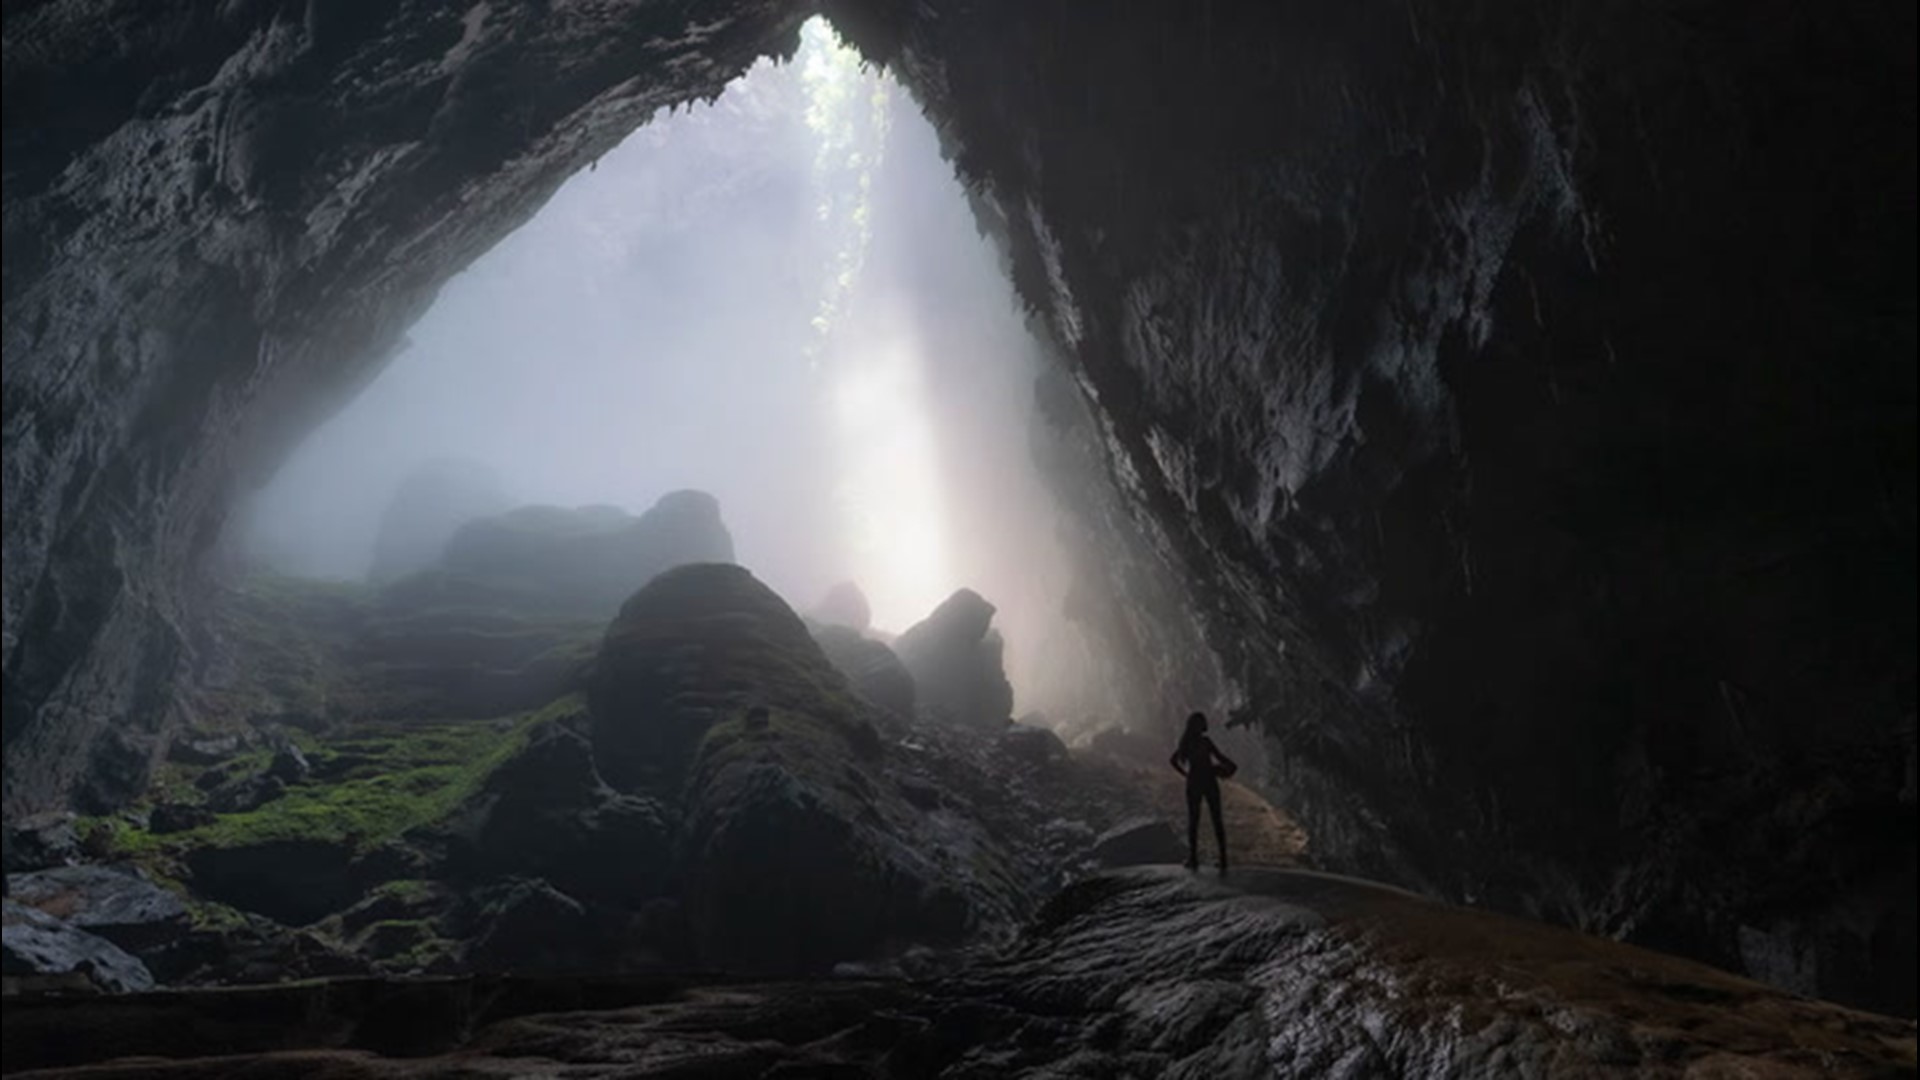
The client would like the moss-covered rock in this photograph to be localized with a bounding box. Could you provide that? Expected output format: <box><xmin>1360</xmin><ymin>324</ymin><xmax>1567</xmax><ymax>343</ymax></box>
<box><xmin>437</xmin><ymin>713</ymin><xmax>672</xmax><ymax>908</ymax></box>
<box><xmin>586</xmin><ymin>564</ymin><xmax>972</xmax><ymax>971</ymax></box>
<box><xmin>589</xmin><ymin>563</ymin><xmax>874</xmax><ymax>792</ymax></box>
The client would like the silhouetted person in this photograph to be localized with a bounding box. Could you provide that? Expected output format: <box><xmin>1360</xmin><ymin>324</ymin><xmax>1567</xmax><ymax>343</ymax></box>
<box><xmin>1170</xmin><ymin>711</ymin><xmax>1236</xmax><ymax>873</ymax></box>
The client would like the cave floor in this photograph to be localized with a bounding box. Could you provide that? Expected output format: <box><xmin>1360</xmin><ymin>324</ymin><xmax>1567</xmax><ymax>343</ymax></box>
<box><xmin>5</xmin><ymin>867</ymin><xmax>1911</xmax><ymax>1078</ymax></box>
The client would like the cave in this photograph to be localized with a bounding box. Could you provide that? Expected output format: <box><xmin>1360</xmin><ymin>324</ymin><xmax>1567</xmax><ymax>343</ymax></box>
<box><xmin>3</xmin><ymin>0</ymin><xmax>1914</xmax><ymax>1074</ymax></box>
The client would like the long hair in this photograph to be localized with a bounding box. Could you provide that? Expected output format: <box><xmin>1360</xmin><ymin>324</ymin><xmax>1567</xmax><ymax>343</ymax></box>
<box><xmin>1179</xmin><ymin>711</ymin><xmax>1208</xmax><ymax>757</ymax></box>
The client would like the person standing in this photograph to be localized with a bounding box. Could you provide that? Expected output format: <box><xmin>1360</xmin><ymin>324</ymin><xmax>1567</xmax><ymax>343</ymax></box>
<box><xmin>1170</xmin><ymin>710</ymin><xmax>1236</xmax><ymax>873</ymax></box>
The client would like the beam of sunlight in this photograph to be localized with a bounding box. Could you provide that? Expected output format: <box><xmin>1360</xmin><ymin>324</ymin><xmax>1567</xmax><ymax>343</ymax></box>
<box><xmin>799</xmin><ymin>19</ymin><xmax>951</xmax><ymax>631</ymax></box>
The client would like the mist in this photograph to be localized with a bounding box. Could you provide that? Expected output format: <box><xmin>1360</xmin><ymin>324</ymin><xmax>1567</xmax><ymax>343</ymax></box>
<box><xmin>239</xmin><ymin>20</ymin><xmax>1082</xmax><ymax>717</ymax></box>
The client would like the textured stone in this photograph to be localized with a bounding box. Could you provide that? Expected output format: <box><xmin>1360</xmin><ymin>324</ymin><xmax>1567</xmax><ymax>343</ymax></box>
<box><xmin>6</xmin><ymin>864</ymin><xmax>188</xmax><ymax>952</ymax></box>
<box><xmin>1</xmin><ymin>900</ymin><xmax>154</xmax><ymax>995</ymax></box>
<box><xmin>894</xmin><ymin>589</ymin><xmax>1016</xmax><ymax>730</ymax></box>
<box><xmin>1090</xmin><ymin>818</ymin><xmax>1186</xmax><ymax>868</ymax></box>
<box><xmin>3</xmin><ymin>872</ymin><xmax>1913</xmax><ymax>1076</ymax></box>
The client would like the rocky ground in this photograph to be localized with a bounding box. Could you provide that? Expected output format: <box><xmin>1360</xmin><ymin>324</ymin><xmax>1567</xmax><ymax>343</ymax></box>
<box><xmin>5</xmin><ymin>499</ymin><xmax>1911</xmax><ymax>1076</ymax></box>
<box><xmin>3</xmin><ymin>497</ymin><xmax>1263</xmax><ymax>995</ymax></box>
<box><xmin>3</xmin><ymin>869</ymin><xmax>1911</xmax><ymax>1078</ymax></box>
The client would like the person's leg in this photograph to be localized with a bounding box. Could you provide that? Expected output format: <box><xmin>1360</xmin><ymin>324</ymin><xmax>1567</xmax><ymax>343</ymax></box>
<box><xmin>1206</xmin><ymin>783</ymin><xmax>1227</xmax><ymax>872</ymax></box>
<box><xmin>1184</xmin><ymin>783</ymin><xmax>1202</xmax><ymax>869</ymax></box>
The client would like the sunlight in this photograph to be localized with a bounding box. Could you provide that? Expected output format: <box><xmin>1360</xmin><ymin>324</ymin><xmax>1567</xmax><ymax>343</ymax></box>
<box><xmin>799</xmin><ymin>17</ymin><xmax>954</xmax><ymax>631</ymax></box>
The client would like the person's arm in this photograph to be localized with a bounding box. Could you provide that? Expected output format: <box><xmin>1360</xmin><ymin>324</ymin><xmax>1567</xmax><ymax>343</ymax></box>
<box><xmin>1169</xmin><ymin>747</ymin><xmax>1187</xmax><ymax>777</ymax></box>
<box><xmin>1212</xmin><ymin>741</ymin><xmax>1237</xmax><ymax>773</ymax></box>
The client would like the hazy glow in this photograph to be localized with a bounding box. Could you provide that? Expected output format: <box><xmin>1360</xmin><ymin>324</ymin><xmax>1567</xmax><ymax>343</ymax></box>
<box><xmin>796</xmin><ymin>19</ymin><xmax>950</xmax><ymax>630</ymax></box>
<box><xmin>241</xmin><ymin>17</ymin><xmax>1083</xmax><ymax>713</ymax></box>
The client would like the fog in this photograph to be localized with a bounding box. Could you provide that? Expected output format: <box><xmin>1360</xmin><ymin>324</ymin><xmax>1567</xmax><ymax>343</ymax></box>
<box><xmin>240</xmin><ymin>20</ymin><xmax>1089</xmax><ymax>716</ymax></box>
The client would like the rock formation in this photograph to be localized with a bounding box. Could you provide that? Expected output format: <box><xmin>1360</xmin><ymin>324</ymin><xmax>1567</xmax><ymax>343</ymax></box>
<box><xmin>893</xmin><ymin>589</ymin><xmax>1016</xmax><ymax>731</ymax></box>
<box><xmin>427</xmin><ymin>489</ymin><xmax>735</xmax><ymax>618</ymax></box>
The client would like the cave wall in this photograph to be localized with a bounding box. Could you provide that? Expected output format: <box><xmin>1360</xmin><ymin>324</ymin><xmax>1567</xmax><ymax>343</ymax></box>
<box><xmin>3</xmin><ymin>0</ymin><xmax>1914</xmax><ymax>1013</ymax></box>
<box><xmin>2</xmin><ymin>0</ymin><xmax>809</xmax><ymax>813</ymax></box>
<box><xmin>826</xmin><ymin>0</ymin><xmax>1916</xmax><ymax>1013</ymax></box>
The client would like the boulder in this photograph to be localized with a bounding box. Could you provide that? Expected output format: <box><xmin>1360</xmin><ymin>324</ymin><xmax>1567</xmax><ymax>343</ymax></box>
<box><xmin>264</xmin><ymin>744</ymin><xmax>311</xmax><ymax>784</ymax></box>
<box><xmin>1001</xmin><ymin>723</ymin><xmax>1070</xmax><ymax>768</ymax></box>
<box><xmin>893</xmin><ymin>589</ymin><xmax>1014</xmax><ymax>730</ymax></box>
<box><xmin>589</xmin><ymin>566</ymin><xmax>969</xmax><ymax>971</ymax></box>
<box><xmin>590</xmin><ymin>563</ymin><xmax>873</xmax><ymax>791</ymax></box>
<box><xmin>1088</xmin><ymin>724</ymin><xmax>1170</xmax><ymax>770</ymax></box>
<box><xmin>441</xmin><ymin>719</ymin><xmax>672</xmax><ymax>906</ymax></box>
<box><xmin>679</xmin><ymin>754</ymin><xmax>970</xmax><ymax>972</ymax></box>
<box><xmin>1</xmin><ymin>900</ymin><xmax>154</xmax><ymax>994</ymax></box>
<box><xmin>812</xmin><ymin>625</ymin><xmax>916</xmax><ymax>721</ymax></box>
<box><xmin>205</xmin><ymin>773</ymin><xmax>286</xmax><ymax>814</ymax></box>
<box><xmin>167</xmin><ymin>733</ymin><xmax>246</xmax><ymax>766</ymax></box>
<box><xmin>810</xmin><ymin>581</ymin><xmax>873</xmax><ymax>632</ymax></box>
<box><xmin>1090</xmin><ymin>818</ymin><xmax>1187</xmax><ymax>867</ymax></box>
<box><xmin>149</xmin><ymin>802</ymin><xmax>217</xmax><ymax>834</ymax></box>
<box><xmin>466</xmin><ymin>879</ymin><xmax>599</xmax><ymax>974</ymax></box>
<box><xmin>6</xmin><ymin>864</ymin><xmax>189</xmax><ymax>952</ymax></box>
<box><xmin>2</xmin><ymin>812</ymin><xmax>81</xmax><ymax>874</ymax></box>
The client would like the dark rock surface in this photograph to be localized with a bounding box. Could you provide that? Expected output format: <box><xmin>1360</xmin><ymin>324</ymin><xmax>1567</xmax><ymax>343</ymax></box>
<box><xmin>1</xmin><ymin>0</ymin><xmax>1912</xmax><ymax>1017</ymax></box>
<box><xmin>4</xmin><ymin>871</ymin><xmax>1912</xmax><ymax>1077</ymax></box>
<box><xmin>828</xmin><ymin>0</ymin><xmax>1919</xmax><ymax>1014</ymax></box>
<box><xmin>1090</xmin><ymin>817</ymin><xmax>1187</xmax><ymax>868</ymax></box>
<box><xmin>465</xmin><ymin>877</ymin><xmax>600</xmax><ymax>975</ymax></box>
<box><xmin>591</xmin><ymin>562</ymin><xmax>865</xmax><ymax>789</ymax></box>
<box><xmin>438</xmin><ymin>717</ymin><xmax>672</xmax><ymax>907</ymax></box>
<box><xmin>894</xmin><ymin>589</ymin><xmax>1016</xmax><ymax>731</ymax></box>
<box><xmin>812</xmin><ymin>623</ymin><xmax>917</xmax><ymax>720</ymax></box>
<box><xmin>1</xmin><ymin>811</ymin><xmax>80</xmax><ymax>873</ymax></box>
<box><xmin>1</xmin><ymin>899</ymin><xmax>154</xmax><ymax>995</ymax></box>
<box><xmin>6</xmin><ymin>865</ymin><xmax>188</xmax><ymax>953</ymax></box>
<box><xmin>365</xmin><ymin>458</ymin><xmax>510</xmax><ymax>585</ymax></box>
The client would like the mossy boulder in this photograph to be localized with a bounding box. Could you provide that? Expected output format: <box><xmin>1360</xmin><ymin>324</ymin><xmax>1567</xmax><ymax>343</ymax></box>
<box><xmin>438</xmin><ymin>715</ymin><xmax>672</xmax><ymax>907</ymax></box>
<box><xmin>588</xmin><ymin>565</ymin><xmax>974</xmax><ymax>971</ymax></box>
<box><xmin>589</xmin><ymin>563</ymin><xmax>874</xmax><ymax>792</ymax></box>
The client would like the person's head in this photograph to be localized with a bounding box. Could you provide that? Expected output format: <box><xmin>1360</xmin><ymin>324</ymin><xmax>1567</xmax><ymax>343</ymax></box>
<box><xmin>1183</xmin><ymin>711</ymin><xmax>1208</xmax><ymax>741</ymax></box>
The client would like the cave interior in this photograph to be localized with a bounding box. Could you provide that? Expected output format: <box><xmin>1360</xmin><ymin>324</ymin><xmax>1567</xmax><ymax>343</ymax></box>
<box><xmin>1</xmin><ymin>0</ymin><xmax>1914</xmax><ymax>1074</ymax></box>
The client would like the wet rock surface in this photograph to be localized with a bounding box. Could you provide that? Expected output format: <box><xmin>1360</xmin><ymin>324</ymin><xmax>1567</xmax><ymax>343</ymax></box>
<box><xmin>4</xmin><ymin>870</ymin><xmax>1912</xmax><ymax>1078</ymax></box>
<box><xmin>1</xmin><ymin>899</ymin><xmax>154</xmax><ymax>995</ymax></box>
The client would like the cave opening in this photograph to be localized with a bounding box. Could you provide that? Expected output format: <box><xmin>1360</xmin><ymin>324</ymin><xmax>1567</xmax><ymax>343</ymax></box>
<box><xmin>235</xmin><ymin>18</ymin><xmax>1093</xmax><ymax>724</ymax></box>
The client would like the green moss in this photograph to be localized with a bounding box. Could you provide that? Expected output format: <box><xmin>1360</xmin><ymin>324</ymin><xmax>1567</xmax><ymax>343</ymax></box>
<box><xmin>370</xmin><ymin>879</ymin><xmax>436</xmax><ymax>904</ymax></box>
<box><xmin>105</xmin><ymin>698</ymin><xmax>578</xmax><ymax>864</ymax></box>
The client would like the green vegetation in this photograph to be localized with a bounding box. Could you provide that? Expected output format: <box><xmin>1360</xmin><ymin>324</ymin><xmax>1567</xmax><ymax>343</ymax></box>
<box><xmin>106</xmin><ymin>698</ymin><xmax>579</xmax><ymax>865</ymax></box>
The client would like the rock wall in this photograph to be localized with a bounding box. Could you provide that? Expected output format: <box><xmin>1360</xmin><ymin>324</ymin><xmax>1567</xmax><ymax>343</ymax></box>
<box><xmin>826</xmin><ymin>0</ymin><xmax>1917</xmax><ymax>1013</ymax></box>
<box><xmin>2</xmin><ymin>0</ymin><xmax>1913</xmax><ymax>1012</ymax></box>
<box><xmin>1</xmin><ymin>0</ymin><xmax>809</xmax><ymax>814</ymax></box>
